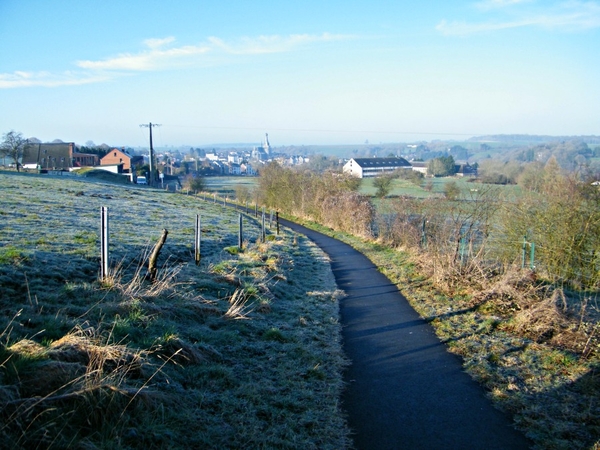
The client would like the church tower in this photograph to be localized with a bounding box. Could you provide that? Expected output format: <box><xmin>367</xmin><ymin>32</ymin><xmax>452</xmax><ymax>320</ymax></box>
<box><xmin>264</xmin><ymin>133</ymin><xmax>271</xmax><ymax>156</ymax></box>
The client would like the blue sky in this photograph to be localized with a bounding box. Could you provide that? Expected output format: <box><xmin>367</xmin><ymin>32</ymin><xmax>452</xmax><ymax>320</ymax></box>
<box><xmin>1</xmin><ymin>0</ymin><xmax>599</xmax><ymax>147</ymax></box>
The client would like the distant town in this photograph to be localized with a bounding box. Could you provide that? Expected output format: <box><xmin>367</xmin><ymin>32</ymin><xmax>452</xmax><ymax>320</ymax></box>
<box><xmin>4</xmin><ymin>132</ymin><xmax>600</xmax><ymax>185</ymax></box>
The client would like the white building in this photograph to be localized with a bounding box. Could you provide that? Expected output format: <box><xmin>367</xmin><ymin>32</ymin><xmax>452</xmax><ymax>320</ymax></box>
<box><xmin>410</xmin><ymin>161</ymin><xmax>428</xmax><ymax>175</ymax></box>
<box><xmin>343</xmin><ymin>157</ymin><xmax>412</xmax><ymax>178</ymax></box>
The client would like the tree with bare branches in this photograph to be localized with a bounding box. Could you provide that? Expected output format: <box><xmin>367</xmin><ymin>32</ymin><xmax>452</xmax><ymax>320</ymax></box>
<box><xmin>1</xmin><ymin>130</ymin><xmax>30</xmax><ymax>171</ymax></box>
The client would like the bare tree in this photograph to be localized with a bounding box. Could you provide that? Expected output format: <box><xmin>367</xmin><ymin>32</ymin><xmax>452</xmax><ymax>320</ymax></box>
<box><xmin>1</xmin><ymin>130</ymin><xmax>30</xmax><ymax>171</ymax></box>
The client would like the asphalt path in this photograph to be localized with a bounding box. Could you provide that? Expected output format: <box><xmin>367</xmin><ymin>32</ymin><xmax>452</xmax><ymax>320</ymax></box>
<box><xmin>279</xmin><ymin>218</ymin><xmax>531</xmax><ymax>450</ymax></box>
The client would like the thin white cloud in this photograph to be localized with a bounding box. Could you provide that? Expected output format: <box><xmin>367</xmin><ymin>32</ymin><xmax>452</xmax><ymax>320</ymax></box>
<box><xmin>144</xmin><ymin>36</ymin><xmax>176</xmax><ymax>49</ymax></box>
<box><xmin>1</xmin><ymin>33</ymin><xmax>352</xmax><ymax>89</ymax></box>
<box><xmin>77</xmin><ymin>44</ymin><xmax>211</xmax><ymax>71</ymax></box>
<box><xmin>208</xmin><ymin>33</ymin><xmax>352</xmax><ymax>55</ymax></box>
<box><xmin>78</xmin><ymin>33</ymin><xmax>350</xmax><ymax>71</ymax></box>
<box><xmin>0</xmin><ymin>70</ymin><xmax>112</xmax><ymax>89</ymax></box>
<box><xmin>438</xmin><ymin>0</ymin><xmax>600</xmax><ymax>35</ymax></box>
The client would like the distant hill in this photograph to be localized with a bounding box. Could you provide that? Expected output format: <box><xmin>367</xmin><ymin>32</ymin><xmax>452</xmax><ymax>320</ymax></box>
<box><xmin>469</xmin><ymin>134</ymin><xmax>600</xmax><ymax>145</ymax></box>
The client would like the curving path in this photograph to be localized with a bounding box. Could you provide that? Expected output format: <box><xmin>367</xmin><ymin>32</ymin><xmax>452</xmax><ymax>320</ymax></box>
<box><xmin>279</xmin><ymin>218</ymin><xmax>531</xmax><ymax>450</ymax></box>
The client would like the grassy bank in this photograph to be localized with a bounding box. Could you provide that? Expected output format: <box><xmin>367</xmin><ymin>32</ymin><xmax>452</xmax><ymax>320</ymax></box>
<box><xmin>0</xmin><ymin>173</ymin><xmax>350</xmax><ymax>449</ymax></box>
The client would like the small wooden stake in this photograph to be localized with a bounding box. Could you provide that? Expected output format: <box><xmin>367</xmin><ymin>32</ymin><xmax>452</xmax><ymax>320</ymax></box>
<box><xmin>148</xmin><ymin>229</ymin><xmax>168</xmax><ymax>281</ymax></box>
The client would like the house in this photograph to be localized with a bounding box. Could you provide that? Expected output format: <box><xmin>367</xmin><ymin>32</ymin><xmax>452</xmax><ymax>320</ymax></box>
<box><xmin>100</xmin><ymin>148</ymin><xmax>143</xmax><ymax>173</ymax></box>
<box><xmin>227</xmin><ymin>162</ymin><xmax>242</xmax><ymax>175</ymax></box>
<box><xmin>455</xmin><ymin>164</ymin><xmax>478</xmax><ymax>177</ymax></box>
<box><xmin>343</xmin><ymin>157</ymin><xmax>412</xmax><ymax>178</ymax></box>
<box><xmin>241</xmin><ymin>163</ymin><xmax>257</xmax><ymax>176</ymax></box>
<box><xmin>22</xmin><ymin>142</ymin><xmax>85</xmax><ymax>170</ymax></box>
<box><xmin>410</xmin><ymin>161</ymin><xmax>428</xmax><ymax>175</ymax></box>
<box><xmin>227</xmin><ymin>153</ymin><xmax>241</xmax><ymax>164</ymax></box>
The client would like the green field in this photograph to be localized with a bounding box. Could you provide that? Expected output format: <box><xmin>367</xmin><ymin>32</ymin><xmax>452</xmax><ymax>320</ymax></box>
<box><xmin>202</xmin><ymin>176</ymin><xmax>258</xmax><ymax>196</ymax></box>
<box><xmin>201</xmin><ymin>174</ymin><xmax>524</xmax><ymax>202</ymax></box>
<box><xmin>358</xmin><ymin>175</ymin><xmax>523</xmax><ymax>200</ymax></box>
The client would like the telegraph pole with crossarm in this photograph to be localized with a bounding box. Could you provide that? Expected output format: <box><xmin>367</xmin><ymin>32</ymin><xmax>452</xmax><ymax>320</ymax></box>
<box><xmin>139</xmin><ymin>123</ymin><xmax>161</xmax><ymax>187</ymax></box>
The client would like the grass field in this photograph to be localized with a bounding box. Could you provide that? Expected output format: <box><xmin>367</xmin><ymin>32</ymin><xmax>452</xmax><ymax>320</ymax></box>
<box><xmin>0</xmin><ymin>172</ymin><xmax>350</xmax><ymax>449</ymax></box>
<box><xmin>202</xmin><ymin>176</ymin><xmax>258</xmax><ymax>197</ymax></box>
<box><xmin>198</xmin><ymin>174</ymin><xmax>523</xmax><ymax>202</ymax></box>
<box><xmin>358</xmin><ymin>175</ymin><xmax>524</xmax><ymax>200</ymax></box>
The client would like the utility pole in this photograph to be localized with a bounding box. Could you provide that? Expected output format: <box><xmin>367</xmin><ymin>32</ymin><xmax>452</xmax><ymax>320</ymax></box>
<box><xmin>139</xmin><ymin>122</ymin><xmax>161</xmax><ymax>187</ymax></box>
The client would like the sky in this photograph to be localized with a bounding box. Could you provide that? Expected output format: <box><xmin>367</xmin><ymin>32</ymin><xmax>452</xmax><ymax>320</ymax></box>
<box><xmin>1</xmin><ymin>0</ymin><xmax>599</xmax><ymax>148</ymax></box>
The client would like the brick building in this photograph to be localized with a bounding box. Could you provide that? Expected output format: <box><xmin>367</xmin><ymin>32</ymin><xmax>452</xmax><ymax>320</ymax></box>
<box><xmin>100</xmin><ymin>148</ymin><xmax>143</xmax><ymax>173</ymax></box>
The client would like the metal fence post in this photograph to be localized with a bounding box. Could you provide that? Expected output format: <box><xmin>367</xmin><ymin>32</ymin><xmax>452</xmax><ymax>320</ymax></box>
<box><xmin>195</xmin><ymin>214</ymin><xmax>201</xmax><ymax>265</ymax></box>
<box><xmin>239</xmin><ymin>214</ymin><xmax>243</xmax><ymax>250</ymax></box>
<box><xmin>100</xmin><ymin>206</ymin><xmax>109</xmax><ymax>279</ymax></box>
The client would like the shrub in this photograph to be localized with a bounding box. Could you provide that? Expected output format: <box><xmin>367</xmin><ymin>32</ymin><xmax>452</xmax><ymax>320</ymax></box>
<box><xmin>182</xmin><ymin>174</ymin><xmax>205</xmax><ymax>192</ymax></box>
<box><xmin>321</xmin><ymin>191</ymin><xmax>374</xmax><ymax>238</ymax></box>
<box><xmin>373</xmin><ymin>174</ymin><xmax>395</xmax><ymax>198</ymax></box>
<box><xmin>443</xmin><ymin>181</ymin><xmax>460</xmax><ymax>200</ymax></box>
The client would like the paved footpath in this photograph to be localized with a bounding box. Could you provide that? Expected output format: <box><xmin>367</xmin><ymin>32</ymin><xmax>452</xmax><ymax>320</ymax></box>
<box><xmin>279</xmin><ymin>219</ymin><xmax>532</xmax><ymax>450</ymax></box>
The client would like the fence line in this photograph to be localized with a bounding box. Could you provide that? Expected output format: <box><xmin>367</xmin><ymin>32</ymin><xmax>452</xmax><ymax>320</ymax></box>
<box><xmin>96</xmin><ymin>191</ymin><xmax>273</xmax><ymax>280</ymax></box>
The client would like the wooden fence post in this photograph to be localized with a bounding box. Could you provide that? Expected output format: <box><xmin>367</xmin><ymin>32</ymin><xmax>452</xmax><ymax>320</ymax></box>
<box><xmin>148</xmin><ymin>229</ymin><xmax>168</xmax><ymax>282</ymax></box>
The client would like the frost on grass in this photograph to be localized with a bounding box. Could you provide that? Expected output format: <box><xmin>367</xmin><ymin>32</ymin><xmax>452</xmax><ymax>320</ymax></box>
<box><xmin>0</xmin><ymin>173</ymin><xmax>351</xmax><ymax>449</ymax></box>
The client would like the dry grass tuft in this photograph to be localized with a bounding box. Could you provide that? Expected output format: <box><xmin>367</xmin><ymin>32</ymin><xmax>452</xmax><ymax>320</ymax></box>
<box><xmin>103</xmin><ymin>256</ymin><xmax>183</xmax><ymax>301</ymax></box>
<box><xmin>1</xmin><ymin>325</ymin><xmax>154</xmax><ymax>449</ymax></box>
<box><xmin>7</xmin><ymin>339</ymin><xmax>45</xmax><ymax>358</ymax></box>
<box><xmin>224</xmin><ymin>288</ymin><xmax>254</xmax><ymax>320</ymax></box>
<box><xmin>504</xmin><ymin>289</ymin><xmax>593</xmax><ymax>355</ymax></box>
<box><xmin>471</xmin><ymin>266</ymin><xmax>543</xmax><ymax>314</ymax></box>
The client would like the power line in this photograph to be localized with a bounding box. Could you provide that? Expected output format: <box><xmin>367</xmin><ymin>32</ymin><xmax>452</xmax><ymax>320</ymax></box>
<box><xmin>164</xmin><ymin>124</ymin><xmax>479</xmax><ymax>138</ymax></box>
